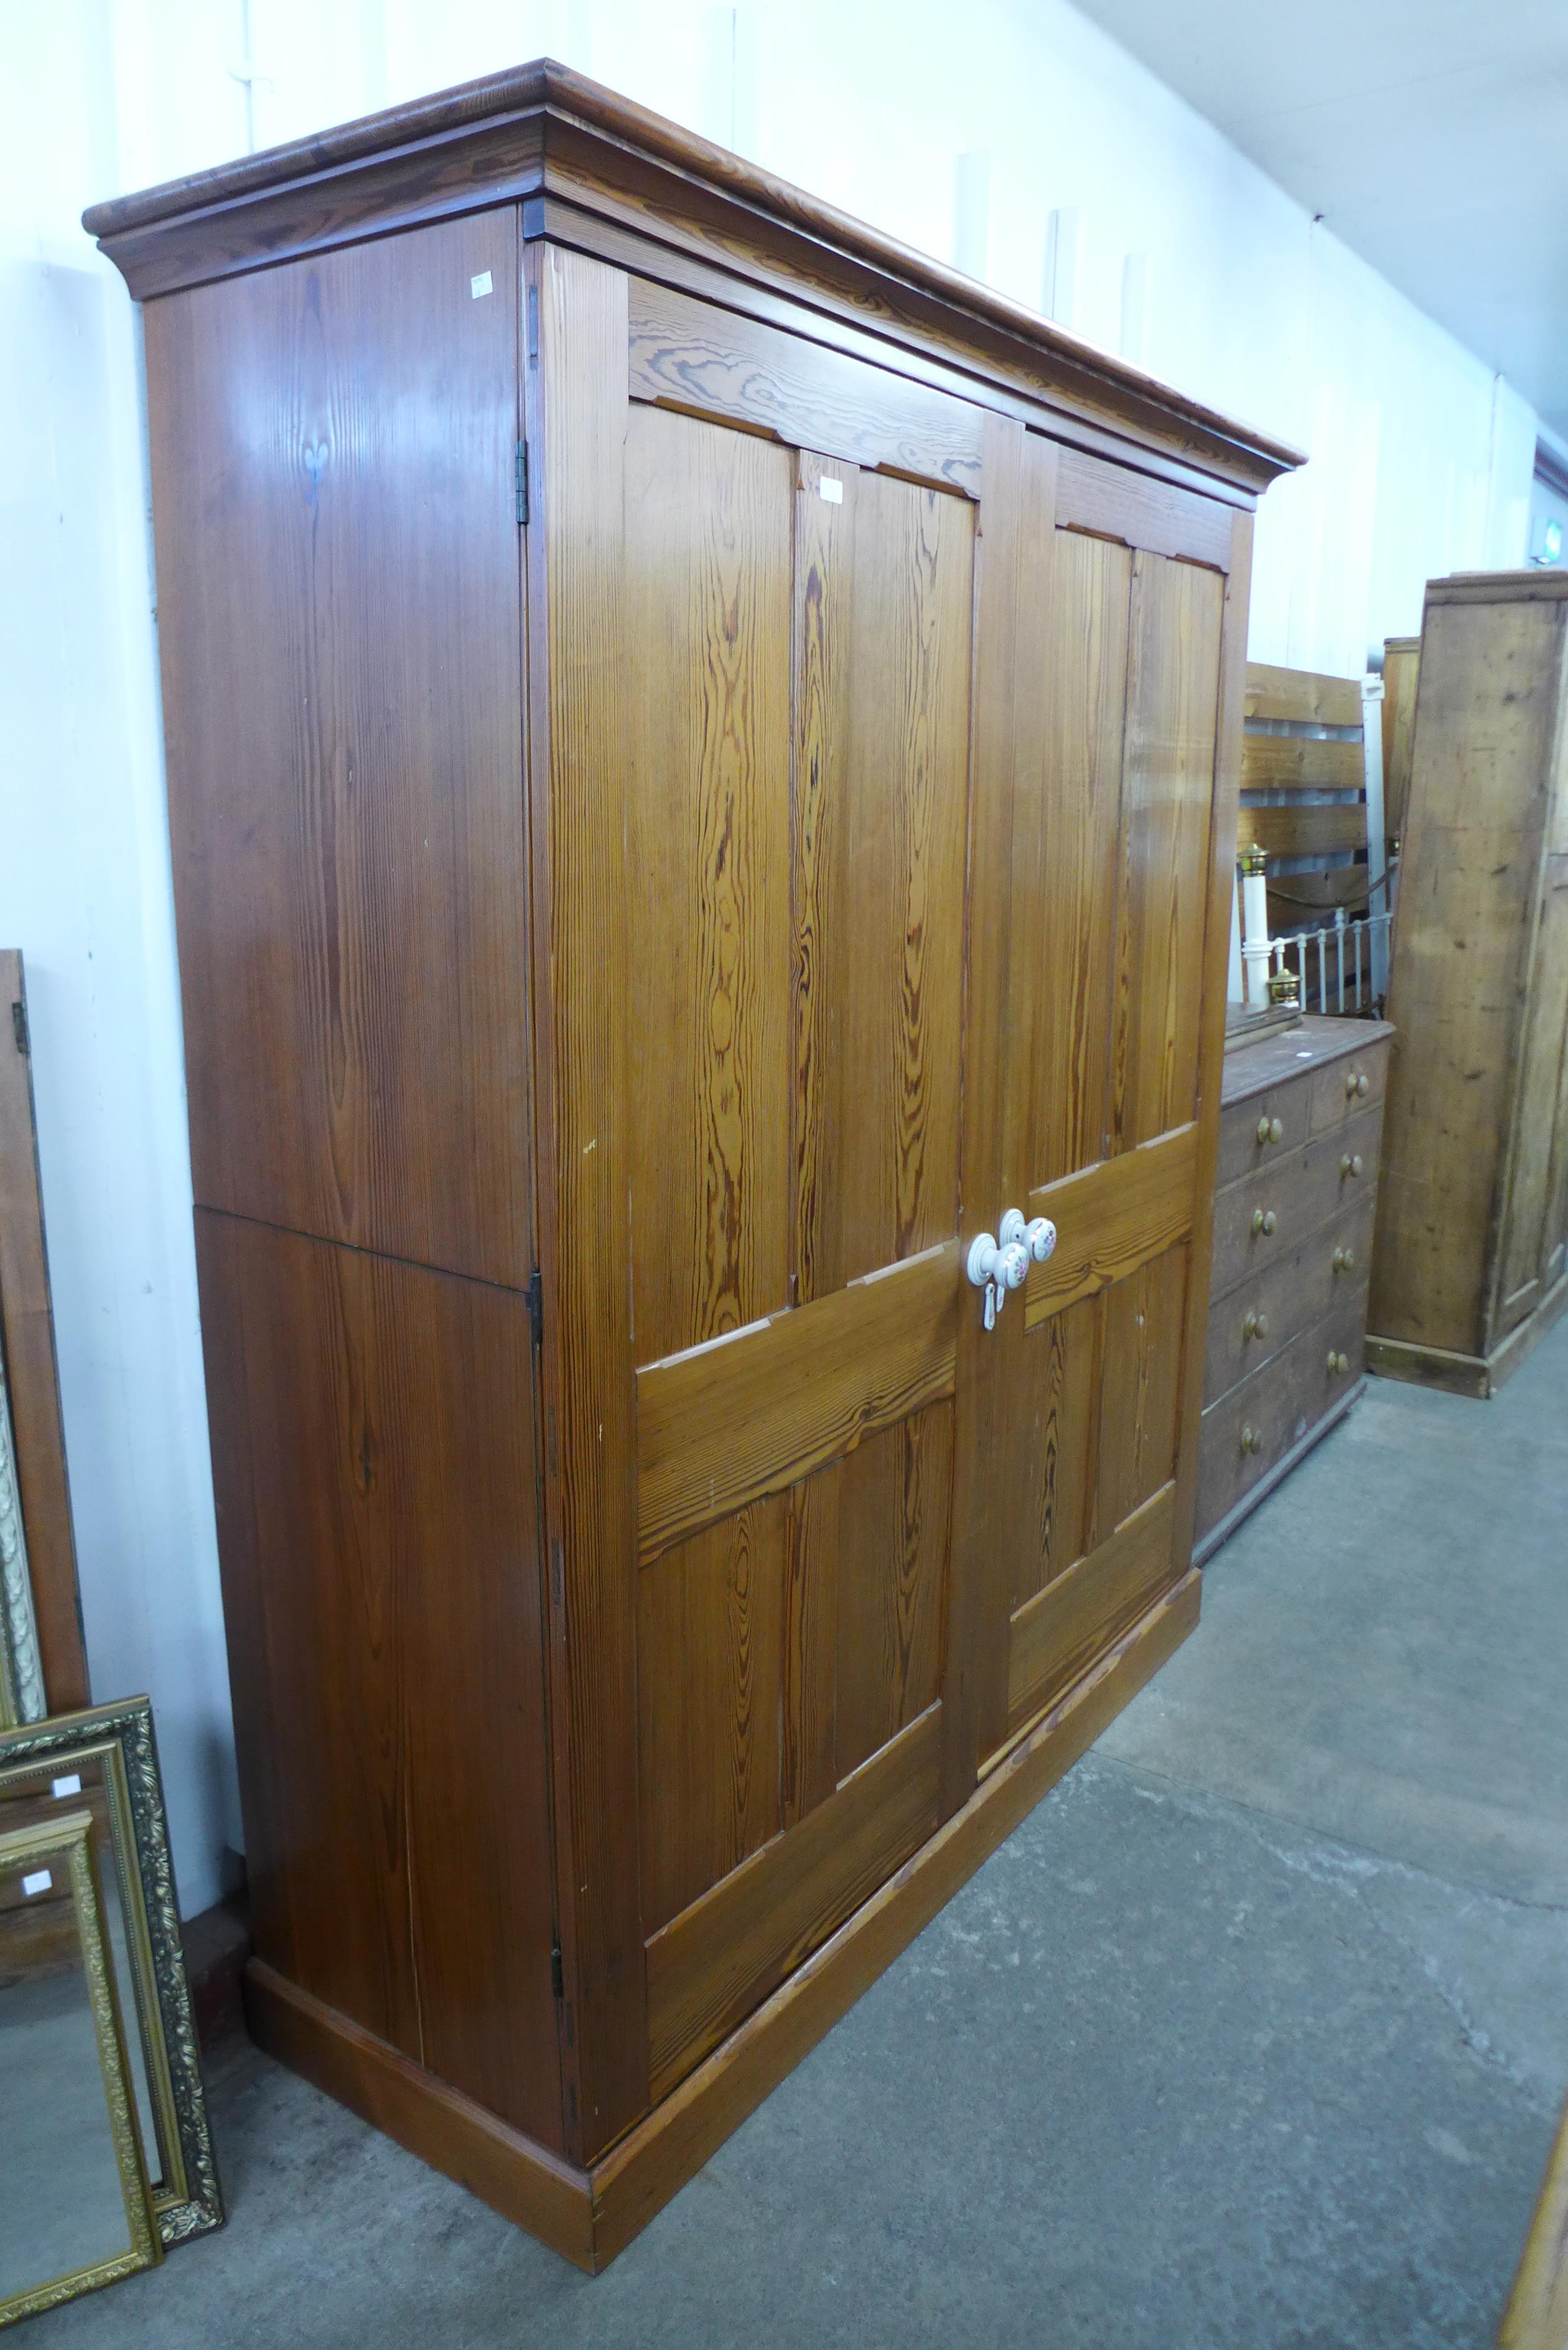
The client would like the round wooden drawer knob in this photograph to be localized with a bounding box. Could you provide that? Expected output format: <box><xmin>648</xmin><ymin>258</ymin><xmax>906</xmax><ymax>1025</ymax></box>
<box><xmin>1344</xmin><ymin>1070</ymin><xmax>1370</xmax><ymax>1099</ymax></box>
<box><xmin>1256</xmin><ymin>1115</ymin><xmax>1284</xmax><ymax>1145</ymax></box>
<box><xmin>1332</xmin><ymin>1246</ymin><xmax>1356</xmax><ymax>1273</ymax></box>
<box><xmin>1327</xmin><ymin>1350</ymin><xmax>1350</xmax><ymax>1374</ymax></box>
<box><xmin>1243</xmin><ymin>1310</ymin><xmax>1270</xmax><ymax>1341</ymax></box>
<box><xmin>1340</xmin><ymin>1153</ymin><xmax>1363</xmax><ymax>1179</ymax></box>
<box><xmin>1240</xmin><ymin>1425</ymin><xmax>1262</xmax><ymax>1455</ymax></box>
<box><xmin>1251</xmin><ymin>1207</ymin><xmax>1277</xmax><ymax>1236</ymax></box>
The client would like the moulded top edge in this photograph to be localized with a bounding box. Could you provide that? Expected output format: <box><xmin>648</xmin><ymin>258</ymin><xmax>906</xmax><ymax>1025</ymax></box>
<box><xmin>82</xmin><ymin>57</ymin><xmax>1304</xmax><ymax>490</ymax></box>
<box><xmin>1426</xmin><ymin>570</ymin><xmax>1568</xmax><ymax>605</ymax></box>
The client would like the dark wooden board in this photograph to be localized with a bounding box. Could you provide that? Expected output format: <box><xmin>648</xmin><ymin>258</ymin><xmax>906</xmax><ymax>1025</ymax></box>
<box><xmin>0</xmin><ymin>952</ymin><xmax>89</xmax><ymax>1711</ymax></box>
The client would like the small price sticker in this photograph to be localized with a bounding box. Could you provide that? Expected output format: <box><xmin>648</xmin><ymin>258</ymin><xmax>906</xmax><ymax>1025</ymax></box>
<box><xmin>21</xmin><ymin>1869</ymin><xmax>53</xmax><ymax>1898</ymax></box>
<box><xmin>52</xmin><ymin>1774</ymin><xmax>82</xmax><ymax>1799</ymax></box>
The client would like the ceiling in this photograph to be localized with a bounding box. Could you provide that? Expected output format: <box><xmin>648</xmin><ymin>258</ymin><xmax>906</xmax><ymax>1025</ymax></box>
<box><xmin>1068</xmin><ymin>0</ymin><xmax>1568</xmax><ymax>440</ymax></box>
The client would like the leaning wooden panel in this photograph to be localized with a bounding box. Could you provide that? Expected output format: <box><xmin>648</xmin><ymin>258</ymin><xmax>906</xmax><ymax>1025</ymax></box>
<box><xmin>0</xmin><ymin>952</ymin><xmax>88</xmax><ymax>1714</ymax></box>
<box><xmin>1371</xmin><ymin>574</ymin><xmax>1568</xmax><ymax>1389</ymax></box>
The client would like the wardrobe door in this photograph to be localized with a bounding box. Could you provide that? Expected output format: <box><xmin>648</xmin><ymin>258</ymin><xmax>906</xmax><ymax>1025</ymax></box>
<box><xmin>958</xmin><ymin>437</ymin><xmax>1244</xmax><ymax>1769</ymax></box>
<box><xmin>531</xmin><ymin>250</ymin><xmax>999</xmax><ymax>2149</ymax></box>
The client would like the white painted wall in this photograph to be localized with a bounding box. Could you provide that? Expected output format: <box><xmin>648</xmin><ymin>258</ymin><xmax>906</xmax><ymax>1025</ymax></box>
<box><xmin>0</xmin><ymin>0</ymin><xmax>1539</xmax><ymax>1913</ymax></box>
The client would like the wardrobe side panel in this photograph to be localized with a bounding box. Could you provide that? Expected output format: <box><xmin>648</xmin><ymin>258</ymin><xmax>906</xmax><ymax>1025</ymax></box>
<box><xmin>195</xmin><ymin>1211</ymin><xmax>563</xmax><ymax>2149</ymax></box>
<box><xmin>143</xmin><ymin>209</ymin><xmax>533</xmax><ymax>1288</ymax></box>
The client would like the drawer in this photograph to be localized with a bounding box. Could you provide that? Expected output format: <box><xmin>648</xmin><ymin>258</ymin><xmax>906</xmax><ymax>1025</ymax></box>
<box><xmin>1203</xmin><ymin>1189</ymin><xmax>1376</xmax><ymax>1406</ymax></box>
<box><xmin>1210</xmin><ymin>1103</ymin><xmax>1383</xmax><ymax>1297</ymax></box>
<box><xmin>1196</xmin><ymin>1296</ymin><xmax>1367</xmax><ymax>1543</ymax></box>
<box><xmin>1307</xmin><ymin>1036</ymin><xmax>1391</xmax><ymax>1136</ymax></box>
<box><xmin>1215</xmin><ymin>1079</ymin><xmax>1311</xmax><ymax>1191</ymax></box>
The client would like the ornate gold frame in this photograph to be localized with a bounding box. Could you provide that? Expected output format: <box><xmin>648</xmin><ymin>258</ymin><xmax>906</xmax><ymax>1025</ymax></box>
<box><xmin>0</xmin><ymin>1698</ymin><xmax>223</xmax><ymax>2246</ymax></box>
<box><xmin>0</xmin><ymin>1808</ymin><xmax>162</xmax><ymax>2325</ymax></box>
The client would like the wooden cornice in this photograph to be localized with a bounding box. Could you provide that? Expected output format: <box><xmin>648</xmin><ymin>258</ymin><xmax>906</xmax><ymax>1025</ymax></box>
<box><xmin>83</xmin><ymin>58</ymin><xmax>1302</xmax><ymax>492</ymax></box>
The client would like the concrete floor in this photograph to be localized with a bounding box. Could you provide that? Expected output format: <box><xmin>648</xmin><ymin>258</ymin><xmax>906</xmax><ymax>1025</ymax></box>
<box><xmin>28</xmin><ymin>1317</ymin><xmax>1568</xmax><ymax>2348</ymax></box>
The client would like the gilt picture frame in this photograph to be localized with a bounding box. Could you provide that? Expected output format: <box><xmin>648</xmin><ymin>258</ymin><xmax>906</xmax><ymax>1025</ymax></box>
<box><xmin>0</xmin><ymin>1807</ymin><xmax>161</xmax><ymax>2326</ymax></box>
<box><xmin>0</xmin><ymin>1697</ymin><xmax>223</xmax><ymax>2247</ymax></box>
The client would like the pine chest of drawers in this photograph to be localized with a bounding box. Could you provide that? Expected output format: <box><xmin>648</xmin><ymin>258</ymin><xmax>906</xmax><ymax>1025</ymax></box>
<box><xmin>1194</xmin><ymin>1016</ymin><xmax>1394</xmax><ymax>1562</ymax></box>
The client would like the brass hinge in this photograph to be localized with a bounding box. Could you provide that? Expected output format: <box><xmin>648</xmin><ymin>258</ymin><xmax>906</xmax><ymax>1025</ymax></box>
<box><xmin>515</xmin><ymin>439</ymin><xmax>528</xmax><ymax>526</ymax></box>
<box><xmin>11</xmin><ymin>1001</ymin><xmax>27</xmax><ymax>1056</ymax></box>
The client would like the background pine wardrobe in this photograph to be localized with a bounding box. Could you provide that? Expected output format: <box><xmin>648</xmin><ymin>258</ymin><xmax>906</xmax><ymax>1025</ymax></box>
<box><xmin>1370</xmin><ymin>569</ymin><xmax>1568</xmax><ymax>1397</ymax></box>
<box><xmin>85</xmin><ymin>61</ymin><xmax>1299</xmax><ymax>2271</ymax></box>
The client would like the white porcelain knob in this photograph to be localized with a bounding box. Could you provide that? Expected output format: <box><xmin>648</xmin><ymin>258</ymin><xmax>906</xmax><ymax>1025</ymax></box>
<box><xmin>1023</xmin><ymin>1216</ymin><xmax>1057</xmax><ymax>1263</ymax></box>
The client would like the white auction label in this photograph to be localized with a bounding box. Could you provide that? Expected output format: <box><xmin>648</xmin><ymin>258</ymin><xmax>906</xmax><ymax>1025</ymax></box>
<box><xmin>52</xmin><ymin>1774</ymin><xmax>82</xmax><ymax>1799</ymax></box>
<box><xmin>818</xmin><ymin>477</ymin><xmax>844</xmax><ymax>504</ymax></box>
<box><xmin>21</xmin><ymin>1870</ymin><xmax>53</xmax><ymax>1898</ymax></box>
<box><xmin>470</xmin><ymin>271</ymin><xmax>494</xmax><ymax>299</ymax></box>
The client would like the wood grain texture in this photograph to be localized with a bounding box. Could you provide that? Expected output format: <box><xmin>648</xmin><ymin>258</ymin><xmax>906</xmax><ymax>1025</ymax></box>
<box><xmin>526</xmin><ymin>243</ymin><xmax>646</xmax><ymax>2155</ymax></box>
<box><xmin>637</xmin><ymin>1240</ymin><xmax>959</xmax><ymax>1561</ymax></box>
<box><xmin>591</xmin><ymin>1569</ymin><xmax>1201</xmax><ymax>2270</ymax></box>
<box><xmin>1009</xmin><ymin>1293</ymin><xmax>1098</xmax><ymax>1614</ymax></box>
<box><xmin>1209</xmin><ymin>1105</ymin><xmax>1384</xmax><ymax>1296</ymax></box>
<box><xmin>1365</xmin><ymin>1269</ymin><xmax>1568</xmax><ymax>1400</ymax></box>
<box><xmin>643</xmin><ymin>1701</ymin><xmax>939</xmax><ymax>2099</ymax></box>
<box><xmin>1022</xmin><ymin>1124</ymin><xmax>1198</xmax><ymax>1326</ymax></box>
<box><xmin>1005</xmin><ymin>1481</ymin><xmax>1175</xmax><ymax>1739</ymax></box>
<box><xmin>1218</xmin><ymin>1013</ymin><xmax>1389</xmax><ymax>1112</ymax></box>
<box><xmin>1109</xmin><ymin>553</ymin><xmax>1225</xmax><ymax>1150</ymax></box>
<box><xmin>85</xmin><ymin>65</ymin><xmax>1302</xmax><ymax>492</ymax></box>
<box><xmin>638</xmin><ymin>1495</ymin><xmax>788</xmax><ymax>1936</ymax></box>
<box><xmin>1170</xmin><ymin>509</ymin><xmax>1254</xmax><ymax>1565</ymax></box>
<box><xmin>1091</xmin><ymin>1242</ymin><xmax>1187</xmax><ymax>1541</ymax></box>
<box><xmin>1240</xmin><ymin>804</ymin><xmax>1366</xmax><ymax>861</ymax></box>
<box><xmin>245</xmin><ymin>1963</ymin><xmax>594</xmax><ymax>2271</ymax></box>
<box><xmin>833</xmin><ymin>1404</ymin><xmax>953</xmax><ymax>1783</ymax></box>
<box><xmin>1055</xmin><ymin>443</ymin><xmax>1233</xmax><ymax>569</ymax></box>
<box><xmin>1196</xmin><ymin>1293</ymin><xmax>1365</xmax><ymax>1540</ymax></box>
<box><xmin>624</xmin><ymin>402</ymin><xmax>793</xmax><ymax>1368</ymax></box>
<box><xmin>194</xmin><ymin>1211</ymin><xmax>561</xmax><ymax>2147</ymax></box>
<box><xmin>144</xmin><ymin>210</ymin><xmax>533</xmax><ymax>1288</ymax></box>
<box><xmin>939</xmin><ymin>410</ymin><xmax>1029</xmax><ymax>1817</ymax></box>
<box><xmin>541</xmin><ymin>189</ymin><xmax>1268</xmax><ymax>514</ymax></box>
<box><xmin>1305</xmin><ymin>1041</ymin><xmax>1390</xmax><ymax>1135</ymax></box>
<box><xmin>1240</xmin><ymin>733</ymin><xmax>1365</xmax><ymax>792</ymax></box>
<box><xmin>630</xmin><ymin>278</ymin><xmax>982</xmax><ymax>494</ymax></box>
<box><xmin>1371</xmin><ymin>587</ymin><xmax>1568</xmax><ymax>1364</ymax></box>
<box><xmin>828</xmin><ymin>473</ymin><xmax>973</xmax><ymax>1284</ymax></box>
<box><xmin>1244</xmin><ymin>663</ymin><xmax>1363</xmax><ymax>726</ymax></box>
<box><xmin>1009</xmin><ymin>527</ymin><xmax>1130</xmax><ymax>1187</ymax></box>
<box><xmin>1381</xmin><ymin>636</ymin><xmax>1420</xmax><ymax>843</ymax></box>
<box><xmin>1203</xmin><ymin>1191</ymin><xmax>1378</xmax><ymax>1404</ymax></box>
<box><xmin>0</xmin><ymin>952</ymin><xmax>88</xmax><ymax>1710</ymax></box>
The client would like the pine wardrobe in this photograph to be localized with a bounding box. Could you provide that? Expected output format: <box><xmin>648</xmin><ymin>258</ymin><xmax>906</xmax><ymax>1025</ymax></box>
<box><xmin>1370</xmin><ymin>570</ymin><xmax>1568</xmax><ymax>1395</ymax></box>
<box><xmin>86</xmin><ymin>63</ymin><xmax>1298</xmax><ymax>2268</ymax></box>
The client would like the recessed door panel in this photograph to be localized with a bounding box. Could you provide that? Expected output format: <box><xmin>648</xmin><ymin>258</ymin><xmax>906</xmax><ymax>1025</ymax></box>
<box><xmin>615</xmin><ymin>368</ymin><xmax>976</xmax><ymax>2097</ymax></box>
<box><xmin>623</xmin><ymin>406</ymin><xmax>795</xmax><ymax>1364</ymax></box>
<box><xmin>539</xmin><ymin>252</ymin><xmax>1235</xmax><ymax>2146</ymax></box>
<box><xmin>980</xmin><ymin>439</ymin><xmax>1229</xmax><ymax>1768</ymax></box>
